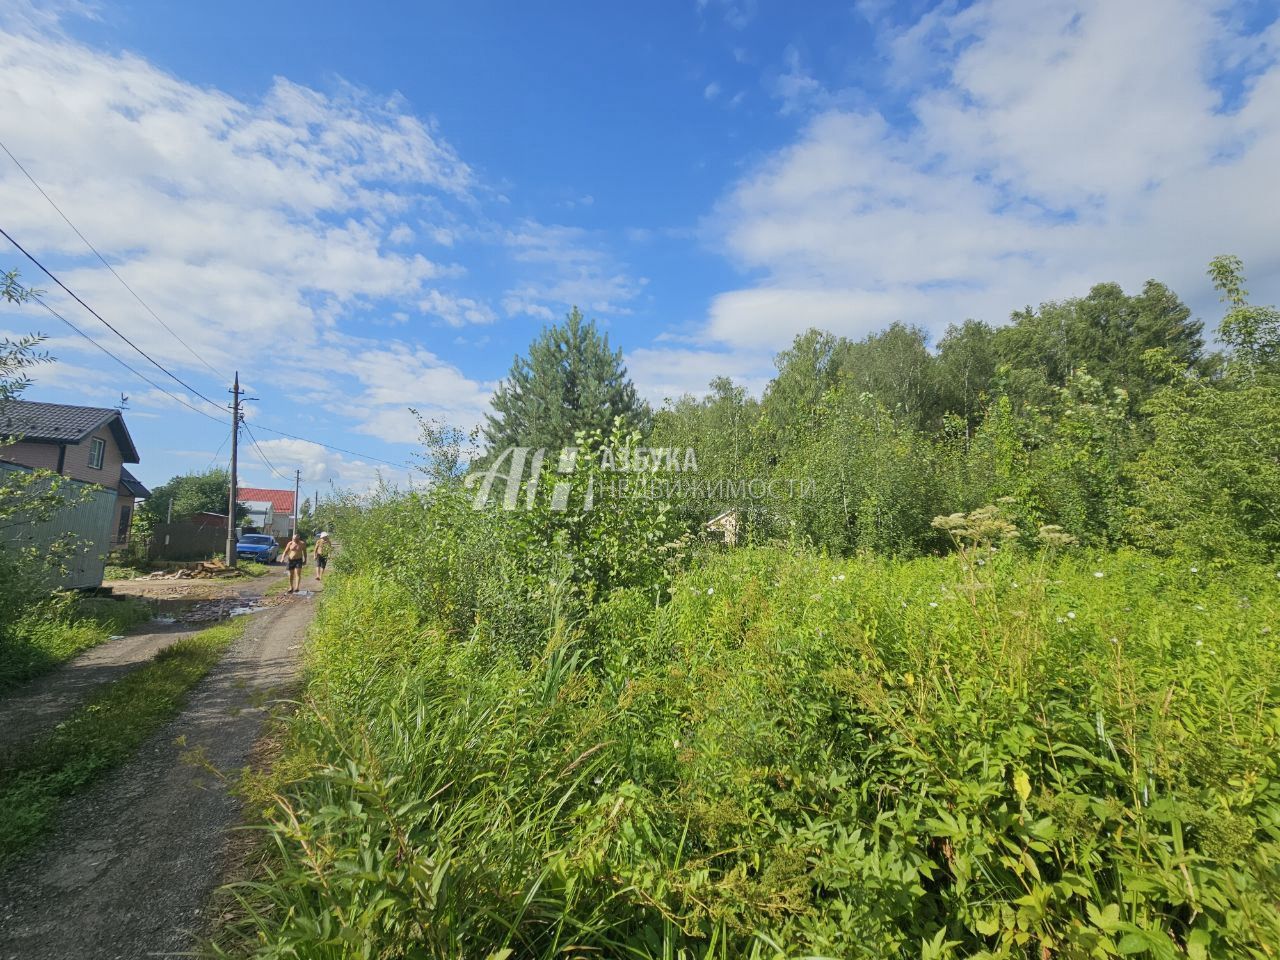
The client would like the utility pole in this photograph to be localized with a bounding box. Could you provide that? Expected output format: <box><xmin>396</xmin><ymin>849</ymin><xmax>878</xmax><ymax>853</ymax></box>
<box><xmin>225</xmin><ymin>372</ymin><xmax>242</xmax><ymax>567</ymax></box>
<box><xmin>291</xmin><ymin>468</ymin><xmax>301</xmax><ymax>538</ymax></box>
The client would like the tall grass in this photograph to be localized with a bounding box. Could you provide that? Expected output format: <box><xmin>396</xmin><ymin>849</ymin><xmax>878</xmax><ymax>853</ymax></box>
<box><xmin>0</xmin><ymin>594</ymin><xmax>152</xmax><ymax>692</ymax></box>
<box><xmin>221</xmin><ymin>545</ymin><xmax>1280</xmax><ymax>958</ymax></box>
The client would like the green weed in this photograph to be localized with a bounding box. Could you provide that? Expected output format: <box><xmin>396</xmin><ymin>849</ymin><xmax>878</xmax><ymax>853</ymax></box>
<box><xmin>220</xmin><ymin>548</ymin><xmax>1280</xmax><ymax>958</ymax></box>
<box><xmin>0</xmin><ymin>594</ymin><xmax>152</xmax><ymax>692</ymax></box>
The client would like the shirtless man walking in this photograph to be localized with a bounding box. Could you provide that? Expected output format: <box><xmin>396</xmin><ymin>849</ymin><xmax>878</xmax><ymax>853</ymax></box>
<box><xmin>281</xmin><ymin>533</ymin><xmax>307</xmax><ymax>594</ymax></box>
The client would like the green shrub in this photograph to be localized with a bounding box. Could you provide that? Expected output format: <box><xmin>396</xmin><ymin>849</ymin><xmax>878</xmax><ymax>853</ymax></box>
<box><xmin>223</xmin><ymin>547</ymin><xmax>1280</xmax><ymax>958</ymax></box>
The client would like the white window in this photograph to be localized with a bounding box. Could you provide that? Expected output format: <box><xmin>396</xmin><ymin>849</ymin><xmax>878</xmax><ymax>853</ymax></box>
<box><xmin>88</xmin><ymin>437</ymin><xmax>105</xmax><ymax>470</ymax></box>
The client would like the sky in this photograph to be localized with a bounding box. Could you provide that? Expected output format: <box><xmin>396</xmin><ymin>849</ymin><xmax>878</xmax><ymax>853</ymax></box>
<box><xmin>0</xmin><ymin>0</ymin><xmax>1277</xmax><ymax>493</ymax></box>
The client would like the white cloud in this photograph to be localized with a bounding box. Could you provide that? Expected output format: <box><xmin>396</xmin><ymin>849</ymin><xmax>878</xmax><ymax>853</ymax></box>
<box><xmin>502</xmin><ymin>220</ymin><xmax>643</xmax><ymax>318</ymax></box>
<box><xmin>769</xmin><ymin>46</ymin><xmax>832</xmax><ymax>116</ymax></box>
<box><xmin>627</xmin><ymin>345</ymin><xmax>774</xmax><ymax>404</ymax></box>
<box><xmin>0</xmin><ymin>14</ymin><xmax>501</xmax><ymax>444</ymax></box>
<box><xmin>418</xmin><ymin>289</ymin><xmax>497</xmax><ymax>327</ymax></box>
<box><xmin>704</xmin><ymin>81</ymin><xmax>722</xmax><ymax>101</ymax></box>
<box><xmin>244</xmin><ymin>436</ymin><xmax>404</xmax><ymax>493</ymax></box>
<box><xmin>709</xmin><ymin>0</ymin><xmax>1280</xmax><ymax>351</ymax></box>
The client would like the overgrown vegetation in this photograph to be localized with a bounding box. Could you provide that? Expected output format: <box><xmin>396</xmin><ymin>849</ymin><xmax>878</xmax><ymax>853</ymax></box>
<box><xmin>0</xmin><ymin>618</ymin><xmax>247</xmax><ymax>863</ymax></box>
<box><xmin>0</xmin><ymin>594</ymin><xmax>152</xmax><ymax>692</ymax></box>
<box><xmin>218</xmin><ymin>259</ymin><xmax>1280</xmax><ymax>957</ymax></box>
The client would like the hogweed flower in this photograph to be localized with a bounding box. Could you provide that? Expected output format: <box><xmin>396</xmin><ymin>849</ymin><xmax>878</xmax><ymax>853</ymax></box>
<box><xmin>1037</xmin><ymin>525</ymin><xmax>1078</xmax><ymax>548</ymax></box>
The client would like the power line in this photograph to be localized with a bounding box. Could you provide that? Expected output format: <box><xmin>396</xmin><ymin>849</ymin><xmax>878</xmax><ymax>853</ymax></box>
<box><xmin>0</xmin><ymin>224</ymin><xmax>225</xmax><ymax>411</ymax></box>
<box><xmin>0</xmin><ymin>139</ymin><xmax>225</xmax><ymax>381</ymax></box>
<box><xmin>250</xmin><ymin>421</ymin><xmax>412</xmax><ymax>470</ymax></box>
<box><xmin>206</xmin><ymin>426</ymin><xmax>233</xmax><ymax>470</ymax></box>
<box><xmin>3</xmin><ymin>238</ymin><xmax>411</xmax><ymax>473</ymax></box>
<box><xmin>27</xmin><ymin>291</ymin><xmax>226</xmax><ymax>425</ymax></box>
<box><xmin>243</xmin><ymin>422</ymin><xmax>290</xmax><ymax>481</ymax></box>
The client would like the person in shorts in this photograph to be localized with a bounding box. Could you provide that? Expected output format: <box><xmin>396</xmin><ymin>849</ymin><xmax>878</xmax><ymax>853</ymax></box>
<box><xmin>281</xmin><ymin>533</ymin><xmax>307</xmax><ymax>594</ymax></box>
<box><xmin>314</xmin><ymin>532</ymin><xmax>331</xmax><ymax>582</ymax></box>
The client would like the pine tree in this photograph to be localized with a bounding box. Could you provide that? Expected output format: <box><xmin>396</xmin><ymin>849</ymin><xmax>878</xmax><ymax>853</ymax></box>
<box><xmin>483</xmin><ymin>307</ymin><xmax>649</xmax><ymax>452</ymax></box>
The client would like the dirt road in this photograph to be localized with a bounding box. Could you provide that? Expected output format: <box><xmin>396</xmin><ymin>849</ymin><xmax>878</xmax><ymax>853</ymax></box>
<box><xmin>0</xmin><ymin>591</ymin><xmax>315</xmax><ymax>959</ymax></box>
<box><xmin>0</xmin><ymin>567</ymin><xmax>291</xmax><ymax>758</ymax></box>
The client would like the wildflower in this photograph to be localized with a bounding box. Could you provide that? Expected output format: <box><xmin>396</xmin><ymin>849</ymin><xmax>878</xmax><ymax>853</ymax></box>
<box><xmin>1012</xmin><ymin>581</ymin><xmax>1019</xmax><ymax>588</ymax></box>
<box><xmin>1056</xmin><ymin>617</ymin><xmax>1065</xmax><ymax>624</ymax></box>
<box><xmin>901</xmin><ymin>600</ymin><xmax>908</xmax><ymax>608</ymax></box>
<box><xmin>929</xmin><ymin>601</ymin><xmax>939</xmax><ymax>608</ymax></box>
<box><xmin>1195</xmin><ymin>604</ymin><xmax>1205</xmax><ymax>611</ymax></box>
<box><xmin>1109</xmin><ymin>637</ymin><xmax>1119</xmax><ymax>644</ymax></box>
<box><xmin>837</xmin><ymin>573</ymin><xmax>846</xmax><ymax>582</ymax></box>
<box><xmin>1094</xmin><ymin>571</ymin><xmax>1104</xmax><ymax>578</ymax></box>
<box><xmin>976</xmin><ymin>558</ymin><xmax>986</xmax><ymax>566</ymax></box>
<box><xmin>1190</xmin><ymin>566</ymin><xmax>1199</xmax><ymax>573</ymax></box>
<box><xmin>673</xmin><ymin>739</ymin><xmax>681</xmax><ymax>748</ymax></box>
<box><xmin>1067</xmin><ymin>611</ymin><xmax>1076</xmax><ymax>620</ymax></box>
<box><xmin>1195</xmin><ymin>640</ymin><xmax>1204</xmax><ymax>647</ymax></box>
<box><xmin>1037</xmin><ymin>524</ymin><xmax>1078</xmax><ymax>548</ymax></box>
<box><xmin>903</xmin><ymin>672</ymin><xmax>915</xmax><ymax>687</ymax></box>
<box><xmin>706</xmin><ymin>587</ymin><xmax>714</xmax><ymax>596</ymax></box>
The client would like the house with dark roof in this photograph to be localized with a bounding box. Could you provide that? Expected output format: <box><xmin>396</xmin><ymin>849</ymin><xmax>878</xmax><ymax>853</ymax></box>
<box><xmin>0</xmin><ymin>399</ymin><xmax>148</xmax><ymax>584</ymax></box>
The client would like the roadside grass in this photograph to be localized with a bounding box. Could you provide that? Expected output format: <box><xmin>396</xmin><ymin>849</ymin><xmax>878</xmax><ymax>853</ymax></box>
<box><xmin>0</xmin><ymin>595</ymin><xmax>153</xmax><ymax>693</ymax></box>
<box><xmin>237</xmin><ymin>561</ymin><xmax>273</xmax><ymax>579</ymax></box>
<box><xmin>103</xmin><ymin>563</ymin><xmax>142</xmax><ymax>580</ymax></box>
<box><xmin>0</xmin><ymin>618</ymin><xmax>248</xmax><ymax>864</ymax></box>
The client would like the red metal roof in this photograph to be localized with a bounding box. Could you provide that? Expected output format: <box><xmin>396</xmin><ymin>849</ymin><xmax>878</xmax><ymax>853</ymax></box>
<box><xmin>237</xmin><ymin>486</ymin><xmax>295</xmax><ymax>513</ymax></box>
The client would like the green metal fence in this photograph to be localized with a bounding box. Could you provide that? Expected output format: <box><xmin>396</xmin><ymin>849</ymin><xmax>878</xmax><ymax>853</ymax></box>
<box><xmin>0</xmin><ymin>462</ymin><xmax>116</xmax><ymax>590</ymax></box>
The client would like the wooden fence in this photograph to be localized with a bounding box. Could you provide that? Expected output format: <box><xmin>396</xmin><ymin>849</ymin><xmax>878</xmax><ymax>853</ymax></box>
<box><xmin>147</xmin><ymin>521</ymin><xmax>227</xmax><ymax>561</ymax></box>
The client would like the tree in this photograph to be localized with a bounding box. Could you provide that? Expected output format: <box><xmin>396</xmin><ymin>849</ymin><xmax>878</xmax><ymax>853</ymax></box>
<box><xmin>840</xmin><ymin>322</ymin><xmax>940</xmax><ymax>430</ymax></box>
<box><xmin>483</xmin><ymin>307</ymin><xmax>649</xmax><ymax>454</ymax></box>
<box><xmin>997</xmin><ymin>280</ymin><xmax>1205</xmax><ymax>408</ymax></box>
<box><xmin>137</xmin><ymin>468</ymin><xmax>243</xmax><ymax>528</ymax></box>
<box><xmin>758</xmin><ymin>329</ymin><xmax>852</xmax><ymax>458</ymax></box>
<box><xmin>935</xmin><ymin>320</ymin><xmax>999</xmax><ymax>429</ymax></box>
<box><xmin>1</xmin><ymin>270</ymin><xmax>50</xmax><ymax>402</ymax></box>
<box><xmin>1208</xmin><ymin>254</ymin><xmax>1280</xmax><ymax>376</ymax></box>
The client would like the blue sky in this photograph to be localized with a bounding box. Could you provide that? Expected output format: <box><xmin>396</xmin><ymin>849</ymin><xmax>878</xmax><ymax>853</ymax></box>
<box><xmin>1</xmin><ymin>0</ymin><xmax>1278</xmax><ymax>492</ymax></box>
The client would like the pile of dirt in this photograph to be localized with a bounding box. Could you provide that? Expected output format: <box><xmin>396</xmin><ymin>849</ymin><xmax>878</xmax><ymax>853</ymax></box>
<box><xmin>141</xmin><ymin>560</ymin><xmax>244</xmax><ymax>581</ymax></box>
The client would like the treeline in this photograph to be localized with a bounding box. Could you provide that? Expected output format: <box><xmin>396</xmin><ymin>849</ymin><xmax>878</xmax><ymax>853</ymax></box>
<box><xmin>651</xmin><ymin>256</ymin><xmax>1280</xmax><ymax>561</ymax></box>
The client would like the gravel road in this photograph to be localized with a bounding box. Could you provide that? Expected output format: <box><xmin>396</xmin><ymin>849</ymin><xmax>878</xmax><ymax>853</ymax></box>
<box><xmin>0</xmin><ymin>591</ymin><xmax>315</xmax><ymax>959</ymax></box>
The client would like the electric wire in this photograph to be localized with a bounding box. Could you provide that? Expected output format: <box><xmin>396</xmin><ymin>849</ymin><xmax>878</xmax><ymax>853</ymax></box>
<box><xmin>243</xmin><ymin>421</ymin><xmax>291</xmax><ymax>481</ymax></box>
<box><xmin>0</xmin><ymin>139</ymin><xmax>225</xmax><ymax>381</ymax></box>
<box><xmin>27</xmin><ymin>291</ymin><xmax>227</xmax><ymax>425</ymax></box>
<box><xmin>206</xmin><ymin>427</ymin><xmax>232</xmax><ymax>470</ymax></box>
<box><xmin>0</xmin><ymin>224</ymin><xmax>225</xmax><ymax>411</ymax></box>
<box><xmin>4</xmin><ymin>233</ymin><xmax>411</xmax><ymax>473</ymax></box>
<box><xmin>250</xmin><ymin>421</ymin><xmax>412</xmax><ymax>470</ymax></box>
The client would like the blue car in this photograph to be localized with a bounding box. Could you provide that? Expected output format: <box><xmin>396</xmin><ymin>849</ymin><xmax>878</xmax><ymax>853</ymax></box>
<box><xmin>236</xmin><ymin>533</ymin><xmax>280</xmax><ymax>564</ymax></box>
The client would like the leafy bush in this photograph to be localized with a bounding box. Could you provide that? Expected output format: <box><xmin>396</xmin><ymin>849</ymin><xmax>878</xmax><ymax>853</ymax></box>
<box><xmin>223</xmin><ymin>542</ymin><xmax>1280</xmax><ymax>958</ymax></box>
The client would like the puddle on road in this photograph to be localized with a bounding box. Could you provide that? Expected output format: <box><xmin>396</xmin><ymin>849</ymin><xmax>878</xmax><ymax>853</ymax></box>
<box><xmin>151</xmin><ymin>596</ymin><xmax>268</xmax><ymax>625</ymax></box>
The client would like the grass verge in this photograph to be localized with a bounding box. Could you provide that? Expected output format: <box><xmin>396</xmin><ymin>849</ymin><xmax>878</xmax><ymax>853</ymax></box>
<box><xmin>0</xmin><ymin>617</ymin><xmax>248</xmax><ymax>864</ymax></box>
<box><xmin>0</xmin><ymin>595</ymin><xmax>153</xmax><ymax>693</ymax></box>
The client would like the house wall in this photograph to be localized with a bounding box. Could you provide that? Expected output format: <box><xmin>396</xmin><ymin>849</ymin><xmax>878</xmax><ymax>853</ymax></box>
<box><xmin>113</xmin><ymin>495</ymin><xmax>135</xmax><ymax>546</ymax></box>
<box><xmin>0</xmin><ymin>439</ymin><xmax>61</xmax><ymax>472</ymax></box>
<box><xmin>0</xmin><ymin>424</ymin><xmax>126</xmax><ymax>489</ymax></box>
<box><xmin>60</xmin><ymin>424</ymin><xmax>125</xmax><ymax>488</ymax></box>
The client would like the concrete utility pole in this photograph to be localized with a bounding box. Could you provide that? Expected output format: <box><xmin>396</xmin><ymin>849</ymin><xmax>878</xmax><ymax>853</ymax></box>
<box><xmin>291</xmin><ymin>468</ymin><xmax>301</xmax><ymax>538</ymax></box>
<box><xmin>225</xmin><ymin>372</ymin><xmax>243</xmax><ymax>567</ymax></box>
